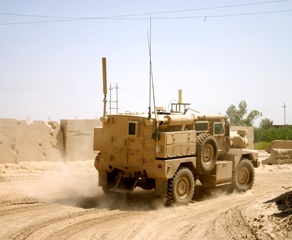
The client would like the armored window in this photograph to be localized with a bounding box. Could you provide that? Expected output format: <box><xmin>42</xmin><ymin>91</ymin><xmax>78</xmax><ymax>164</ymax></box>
<box><xmin>128</xmin><ymin>121</ymin><xmax>138</xmax><ymax>137</ymax></box>
<box><xmin>195</xmin><ymin>122</ymin><xmax>208</xmax><ymax>132</ymax></box>
<box><xmin>214</xmin><ymin>122</ymin><xmax>224</xmax><ymax>135</ymax></box>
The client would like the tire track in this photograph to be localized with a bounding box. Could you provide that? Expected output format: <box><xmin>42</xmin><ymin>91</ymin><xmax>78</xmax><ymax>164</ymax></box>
<box><xmin>0</xmin><ymin>202</ymin><xmax>51</xmax><ymax>217</ymax></box>
<box><xmin>46</xmin><ymin>211</ymin><xmax>141</xmax><ymax>240</ymax></box>
<box><xmin>4</xmin><ymin>204</ymin><xmax>140</xmax><ymax>240</ymax></box>
<box><xmin>6</xmin><ymin>208</ymin><xmax>98</xmax><ymax>240</ymax></box>
<box><xmin>0</xmin><ymin>197</ymin><xmax>39</xmax><ymax>208</ymax></box>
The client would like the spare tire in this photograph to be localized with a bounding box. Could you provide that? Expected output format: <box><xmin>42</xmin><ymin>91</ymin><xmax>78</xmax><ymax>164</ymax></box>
<box><xmin>196</xmin><ymin>133</ymin><xmax>218</xmax><ymax>174</ymax></box>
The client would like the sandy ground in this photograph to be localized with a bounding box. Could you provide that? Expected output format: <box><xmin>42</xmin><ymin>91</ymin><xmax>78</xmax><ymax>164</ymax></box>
<box><xmin>0</xmin><ymin>151</ymin><xmax>291</xmax><ymax>240</ymax></box>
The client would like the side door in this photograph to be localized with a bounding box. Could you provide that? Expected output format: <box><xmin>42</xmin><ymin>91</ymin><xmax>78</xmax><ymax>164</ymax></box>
<box><xmin>213</xmin><ymin>121</ymin><xmax>226</xmax><ymax>156</ymax></box>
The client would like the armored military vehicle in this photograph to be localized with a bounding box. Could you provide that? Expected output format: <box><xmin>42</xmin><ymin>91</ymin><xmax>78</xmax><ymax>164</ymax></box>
<box><xmin>94</xmin><ymin>57</ymin><xmax>259</xmax><ymax>204</ymax></box>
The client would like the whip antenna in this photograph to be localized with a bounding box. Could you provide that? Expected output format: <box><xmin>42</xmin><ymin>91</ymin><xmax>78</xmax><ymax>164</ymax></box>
<box><xmin>147</xmin><ymin>18</ymin><xmax>159</xmax><ymax>140</ymax></box>
<box><xmin>147</xmin><ymin>17</ymin><xmax>157</xmax><ymax>120</ymax></box>
<box><xmin>147</xmin><ymin>27</ymin><xmax>151</xmax><ymax>120</ymax></box>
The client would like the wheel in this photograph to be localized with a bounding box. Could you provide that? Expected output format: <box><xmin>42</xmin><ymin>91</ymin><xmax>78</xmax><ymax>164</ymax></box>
<box><xmin>102</xmin><ymin>171</ymin><xmax>117</xmax><ymax>196</ymax></box>
<box><xmin>102</xmin><ymin>186</ymin><xmax>112</xmax><ymax>195</ymax></box>
<box><xmin>232</xmin><ymin>159</ymin><xmax>255</xmax><ymax>192</ymax></box>
<box><xmin>167</xmin><ymin>167</ymin><xmax>195</xmax><ymax>205</ymax></box>
<box><xmin>286</xmin><ymin>192</ymin><xmax>292</xmax><ymax>209</ymax></box>
<box><xmin>196</xmin><ymin>133</ymin><xmax>218</xmax><ymax>174</ymax></box>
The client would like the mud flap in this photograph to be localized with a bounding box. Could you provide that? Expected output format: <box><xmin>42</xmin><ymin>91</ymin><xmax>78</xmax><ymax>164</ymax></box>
<box><xmin>98</xmin><ymin>171</ymin><xmax>108</xmax><ymax>187</ymax></box>
<box><xmin>155</xmin><ymin>179</ymin><xmax>168</xmax><ymax>196</ymax></box>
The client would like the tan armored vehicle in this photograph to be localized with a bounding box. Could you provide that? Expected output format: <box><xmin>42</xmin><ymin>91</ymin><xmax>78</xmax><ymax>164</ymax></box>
<box><xmin>94</xmin><ymin>57</ymin><xmax>259</xmax><ymax>204</ymax></box>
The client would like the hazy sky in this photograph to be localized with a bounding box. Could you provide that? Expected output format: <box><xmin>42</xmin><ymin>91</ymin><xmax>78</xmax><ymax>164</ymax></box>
<box><xmin>0</xmin><ymin>0</ymin><xmax>291</xmax><ymax>126</ymax></box>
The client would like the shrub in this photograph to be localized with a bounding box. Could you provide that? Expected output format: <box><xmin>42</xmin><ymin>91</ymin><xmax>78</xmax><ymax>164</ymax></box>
<box><xmin>254</xmin><ymin>127</ymin><xmax>292</xmax><ymax>143</ymax></box>
<box><xmin>254</xmin><ymin>142</ymin><xmax>270</xmax><ymax>150</ymax></box>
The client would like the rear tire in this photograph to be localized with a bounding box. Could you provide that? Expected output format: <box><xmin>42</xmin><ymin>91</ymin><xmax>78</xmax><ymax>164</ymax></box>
<box><xmin>286</xmin><ymin>192</ymin><xmax>292</xmax><ymax>209</ymax></box>
<box><xmin>102</xmin><ymin>172</ymin><xmax>116</xmax><ymax>196</ymax></box>
<box><xmin>196</xmin><ymin>133</ymin><xmax>218</xmax><ymax>174</ymax></box>
<box><xmin>232</xmin><ymin>159</ymin><xmax>255</xmax><ymax>192</ymax></box>
<box><xmin>167</xmin><ymin>167</ymin><xmax>195</xmax><ymax>205</ymax></box>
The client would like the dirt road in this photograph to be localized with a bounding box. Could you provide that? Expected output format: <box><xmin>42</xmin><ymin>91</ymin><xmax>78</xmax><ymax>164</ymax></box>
<box><xmin>0</xmin><ymin>153</ymin><xmax>291</xmax><ymax>240</ymax></box>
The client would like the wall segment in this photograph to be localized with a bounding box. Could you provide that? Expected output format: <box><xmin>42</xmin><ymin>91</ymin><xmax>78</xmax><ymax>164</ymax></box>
<box><xmin>0</xmin><ymin>118</ymin><xmax>101</xmax><ymax>163</ymax></box>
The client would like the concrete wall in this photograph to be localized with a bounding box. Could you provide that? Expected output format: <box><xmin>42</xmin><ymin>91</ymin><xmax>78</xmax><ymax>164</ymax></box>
<box><xmin>17</xmin><ymin>120</ymin><xmax>64</xmax><ymax>163</ymax></box>
<box><xmin>61</xmin><ymin>119</ymin><xmax>101</xmax><ymax>161</ymax></box>
<box><xmin>262</xmin><ymin>140</ymin><xmax>292</xmax><ymax>165</ymax></box>
<box><xmin>0</xmin><ymin>119</ymin><xmax>18</xmax><ymax>163</ymax></box>
<box><xmin>0</xmin><ymin>118</ymin><xmax>101</xmax><ymax>164</ymax></box>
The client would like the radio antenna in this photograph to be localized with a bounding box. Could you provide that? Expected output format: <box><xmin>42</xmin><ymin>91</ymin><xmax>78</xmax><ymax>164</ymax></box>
<box><xmin>147</xmin><ymin>17</ymin><xmax>157</xmax><ymax>121</ymax></box>
<box><xmin>147</xmin><ymin>18</ymin><xmax>159</xmax><ymax>140</ymax></box>
<box><xmin>147</xmin><ymin>19</ymin><xmax>152</xmax><ymax>120</ymax></box>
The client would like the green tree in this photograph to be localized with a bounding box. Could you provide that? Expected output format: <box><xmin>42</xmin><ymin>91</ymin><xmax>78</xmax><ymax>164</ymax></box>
<box><xmin>226</xmin><ymin>100</ymin><xmax>261</xmax><ymax>126</ymax></box>
<box><xmin>260</xmin><ymin>118</ymin><xmax>273</xmax><ymax>129</ymax></box>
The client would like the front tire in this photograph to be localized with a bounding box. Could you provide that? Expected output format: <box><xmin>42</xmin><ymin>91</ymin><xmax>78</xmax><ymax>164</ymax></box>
<box><xmin>232</xmin><ymin>159</ymin><xmax>255</xmax><ymax>192</ymax></box>
<box><xmin>167</xmin><ymin>167</ymin><xmax>195</xmax><ymax>205</ymax></box>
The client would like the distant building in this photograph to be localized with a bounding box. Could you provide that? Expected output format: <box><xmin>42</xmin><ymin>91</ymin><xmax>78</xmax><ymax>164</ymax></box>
<box><xmin>272</xmin><ymin>125</ymin><xmax>292</xmax><ymax>128</ymax></box>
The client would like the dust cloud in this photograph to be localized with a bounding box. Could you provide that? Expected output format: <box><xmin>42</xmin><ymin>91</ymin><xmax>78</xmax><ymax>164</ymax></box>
<box><xmin>7</xmin><ymin>160</ymin><xmax>99</xmax><ymax>207</ymax></box>
<box><xmin>1</xmin><ymin>159</ymin><xmax>263</xmax><ymax>212</ymax></box>
<box><xmin>8</xmin><ymin>160</ymin><xmax>167</xmax><ymax>211</ymax></box>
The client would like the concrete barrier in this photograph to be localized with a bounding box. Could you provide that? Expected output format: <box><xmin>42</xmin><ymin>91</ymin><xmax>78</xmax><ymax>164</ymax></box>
<box><xmin>0</xmin><ymin>119</ymin><xmax>64</xmax><ymax>163</ymax></box>
<box><xmin>262</xmin><ymin>140</ymin><xmax>292</xmax><ymax>165</ymax></box>
<box><xmin>17</xmin><ymin>120</ymin><xmax>64</xmax><ymax>163</ymax></box>
<box><xmin>0</xmin><ymin>118</ymin><xmax>18</xmax><ymax>163</ymax></box>
<box><xmin>0</xmin><ymin>118</ymin><xmax>101</xmax><ymax>163</ymax></box>
<box><xmin>61</xmin><ymin>119</ymin><xmax>101</xmax><ymax>161</ymax></box>
<box><xmin>265</xmin><ymin>140</ymin><xmax>292</xmax><ymax>153</ymax></box>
